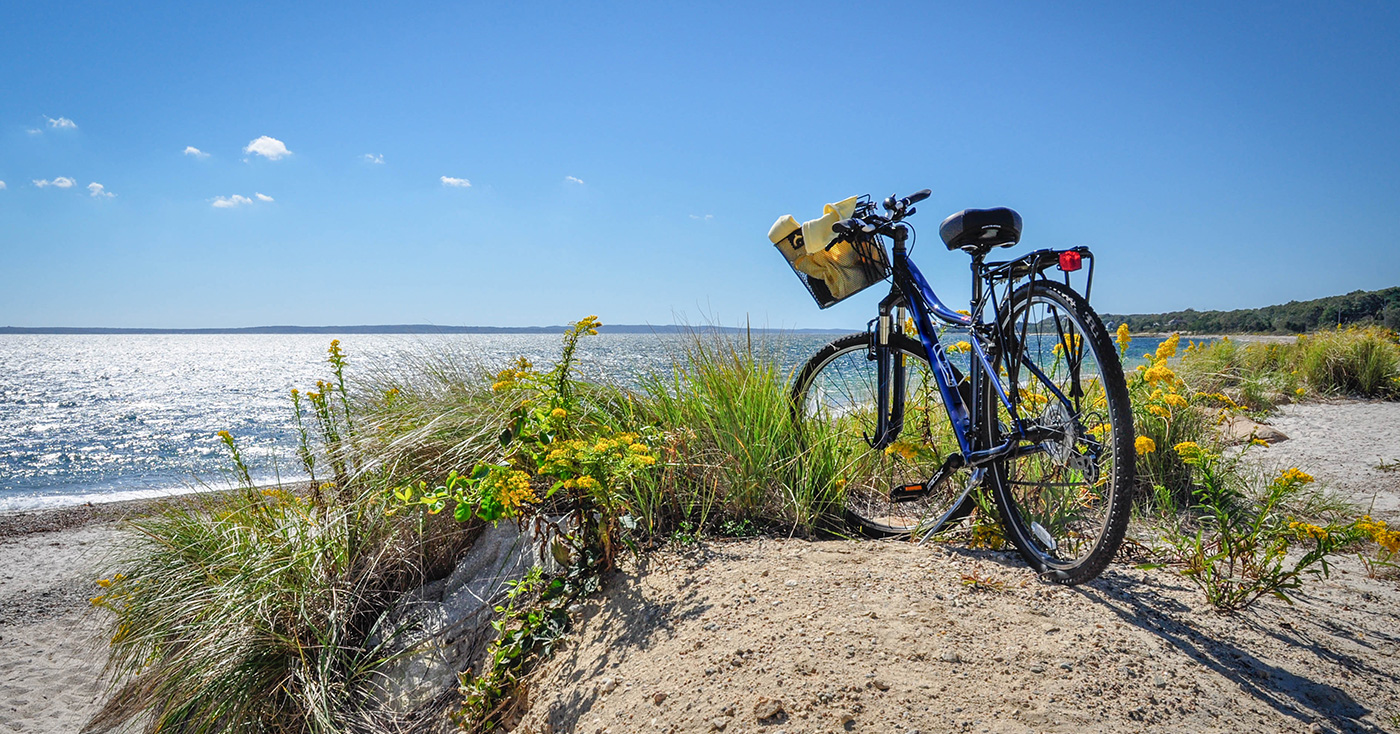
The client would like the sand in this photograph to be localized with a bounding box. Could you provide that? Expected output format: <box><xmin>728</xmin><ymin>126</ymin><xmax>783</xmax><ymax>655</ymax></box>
<box><xmin>3</xmin><ymin>400</ymin><xmax>1398</xmax><ymax>734</ymax></box>
<box><xmin>1250</xmin><ymin>399</ymin><xmax>1400</xmax><ymax>519</ymax></box>
<box><xmin>0</xmin><ymin>525</ymin><xmax>114</xmax><ymax>733</ymax></box>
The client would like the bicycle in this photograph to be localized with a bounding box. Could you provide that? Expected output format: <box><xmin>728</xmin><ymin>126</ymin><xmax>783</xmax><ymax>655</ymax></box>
<box><xmin>779</xmin><ymin>190</ymin><xmax>1134</xmax><ymax>584</ymax></box>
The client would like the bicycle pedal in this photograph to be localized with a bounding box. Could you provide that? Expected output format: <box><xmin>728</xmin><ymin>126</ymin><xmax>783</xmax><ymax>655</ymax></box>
<box><xmin>889</xmin><ymin>484</ymin><xmax>930</xmax><ymax>503</ymax></box>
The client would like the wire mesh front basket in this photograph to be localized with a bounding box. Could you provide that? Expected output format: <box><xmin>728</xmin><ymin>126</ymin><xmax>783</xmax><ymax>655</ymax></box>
<box><xmin>773</xmin><ymin>231</ymin><xmax>891</xmax><ymax>309</ymax></box>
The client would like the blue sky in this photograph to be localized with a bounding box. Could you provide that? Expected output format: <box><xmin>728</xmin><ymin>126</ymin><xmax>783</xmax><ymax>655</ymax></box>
<box><xmin>2</xmin><ymin>1</ymin><xmax>1398</xmax><ymax>329</ymax></box>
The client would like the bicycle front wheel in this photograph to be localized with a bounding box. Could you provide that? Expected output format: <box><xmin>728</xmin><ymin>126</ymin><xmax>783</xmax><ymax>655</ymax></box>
<box><xmin>985</xmin><ymin>280</ymin><xmax>1134</xmax><ymax>584</ymax></box>
<box><xmin>792</xmin><ymin>332</ymin><xmax>972</xmax><ymax>537</ymax></box>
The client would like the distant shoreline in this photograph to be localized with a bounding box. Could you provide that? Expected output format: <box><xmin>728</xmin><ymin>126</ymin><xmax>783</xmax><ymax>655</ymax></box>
<box><xmin>0</xmin><ymin>324</ymin><xmax>854</xmax><ymax>336</ymax></box>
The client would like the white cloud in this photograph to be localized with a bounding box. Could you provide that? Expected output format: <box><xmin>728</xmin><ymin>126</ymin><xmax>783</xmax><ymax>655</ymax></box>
<box><xmin>362</xmin><ymin>153</ymin><xmax>384</xmax><ymax>164</ymax></box>
<box><xmin>0</xmin><ymin>181</ymin><xmax>6</xmax><ymax>190</ymax></box>
<box><xmin>88</xmin><ymin>182</ymin><xmax>115</xmax><ymax>198</ymax></box>
<box><xmin>440</xmin><ymin>176</ymin><xmax>471</xmax><ymax>188</ymax></box>
<box><xmin>34</xmin><ymin>177</ymin><xmax>76</xmax><ymax>189</ymax></box>
<box><xmin>689</xmin><ymin>214</ymin><xmax>715</xmax><ymax>221</ymax></box>
<box><xmin>565</xmin><ymin>175</ymin><xmax>585</xmax><ymax>185</ymax></box>
<box><xmin>26</xmin><ymin>128</ymin><xmax>42</xmax><ymax>135</ymax></box>
<box><xmin>255</xmin><ymin>192</ymin><xmax>274</xmax><ymax>202</ymax></box>
<box><xmin>183</xmin><ymin>146</ymin><xmax>210</xmax><ymax>159</ymax></box>
<box><xmin>243</xmin><ymin>135</ymin><xmax>292</xmax><ymax>161</ymax></box>
<box><xmin>46</xmin><ymin>116</ymin><xmax>77</xmax><ymax>129</ymax></box>
<box><xmin>212</xmin><ymin>194</ymin><xmax>254</xmax><ymax>208</ymax></box>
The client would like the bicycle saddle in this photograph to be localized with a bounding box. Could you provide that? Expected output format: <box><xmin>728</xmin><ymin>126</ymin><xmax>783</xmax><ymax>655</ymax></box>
<box><xmin>939</xmin><ymin>208</ymin><xmax>1022</xmax><ymax>253</ymax></box>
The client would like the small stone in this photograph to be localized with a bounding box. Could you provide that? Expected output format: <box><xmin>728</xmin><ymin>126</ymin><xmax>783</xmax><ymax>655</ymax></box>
<box><xmin>940</xmin><ymin>651</ymin><xmax>961</xmax><ymax>664</ymax></box>
<box><xmin>1152</xmin><ymin>675</ymin><xmax>1167</xmax><ymax>689</ymax></box>
<box><xmin>840</xmin><ymin>713</ymin><xmax>856</xmax><ymax>725</ymax></box>
<box><xmin>785</xmin><ymin>579</ymin><xmax>799</xmax><ymax>587</ymax></box>
<box><xmin>1059</xmin><ymin>662</ymin><xmax>1073</xmax><ymax>671</ymax></box>
<box><xmin>1308</xmin><ymin>724</ymin><xmax>1322</xmax><ymax>734</ymax></box>
<box><xmin>600</xmin><ymin>677</ymin><xmax>618</xmax><ymax>693</ymax></box>
<box><xmin>868</xmin><ymin>610</ymin><xmax>878</xmax><ymax>619</ymax></box>
<box><xmin>653</xmin><ymin>692</ymin><xmax>668</xmax><ymax>705</ymax></box>
<box><xmin>1030</xmin><ymin>664</ymin><xmax>1046</xmax><ymax>674</ymax></box>
<box><xmin>710</xmin><ymin>718</ymin><xmax>729</xmax><ymax>731</ymax></box>
<box><xmin>869</xmin><ymin>679</ymin><xmax>890</xmax><ymax>691</ymax></box>
<box><xmin>704</xmin><ymin>668</ymin><xmax>717</xmax><ymax>676</ymax></box>
<box><xmin>754</xmin><ymin>697</ymin><xmax>785</xmax><ymax>720</ymax></box>
<box><xmin>721</xmin><ymin>704</ymin><xmax>736</xmax><ymax>717</ymax></box>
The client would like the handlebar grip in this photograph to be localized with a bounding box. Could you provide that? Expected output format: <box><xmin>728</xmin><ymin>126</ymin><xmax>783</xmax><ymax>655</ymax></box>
<box><xmin>832</xmin><ymin>218</ymin><xmax>860</xmax><ymax>236</ymax></box>
<box><xmin>906</xmin><ymin>189</ymin><xmax>931</xmax><ymax>205</ymax></box>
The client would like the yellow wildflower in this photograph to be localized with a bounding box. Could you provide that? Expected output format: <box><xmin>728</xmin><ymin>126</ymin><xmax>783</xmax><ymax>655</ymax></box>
<box><xmin>947</xmin><ymin>340</ymin><xmax>972</xmax><ymax>354</ymax></box>
<box><xmin>1289</xmin><ymin>521</ymin><xmax>1329</xmax><ymax>542</ymax></box>
<box><xmin>1163</xmin><ymin>393</ymin><xmax>1189</xmax><ymax>408</ymax></box>
<box><xmin>1135</xmin><ymin>436</ymin><xmax>1156</xmax><ymax>455</ymax></box>
<box><xmin>1155</xmin><ymin>333</ymin><xmax>1180</xmax><ymax>361</ymax></box>
<box><xmin>1148</xmin><ymin>405</ymin><xmax>1170</xmax><ymax>418</ymax></box>
<box><xmin>1115</xmin><ymin>323</ymin><xmax>1131</xmax><ymax>353</ymax></box>
<box><xmin>551</xmin><ymin>407</ymin><xmax>568</xmax><ymax>420</ymax></box>
<box><xmin>1143</xmin><ymin>363</ymin><xmax>1177</xmax><ymax>387</ymax></box>
<box><xmin>1275</xmin><ymin>467</ymin><xmax>1315</xmax><ymax>486</ymax></box>
<box><xmin>576</xmin><ymin>476</ymin><xmax>599</xmax><ymax>490</ymax></box>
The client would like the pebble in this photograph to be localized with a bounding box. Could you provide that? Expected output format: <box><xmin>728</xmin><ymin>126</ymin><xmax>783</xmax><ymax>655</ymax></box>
<box><xmin>941</xmin><ymin>651</ymin><xmax>962</xmax><ymax>663</ymax></box>
<box><xmin>1030</xmin><ymin>664</ymin><xmax>1046</xmax><ymax>673</ymax></box>
<box><xmin>754</xmin><ymin>697</ymin><xmax>785</xmax><ymax>720</ymax></box>
<box><xmin>600</xmin><ymin>677</ymin><xmax>618</xmax><ymax>693</ymax></box>
<box><xmin>652</xmin><ymin>692</ymin><xmax>667</xmax><ymax>705</ymax></box>
<box><xmin>869</xmin><ymin>679</ymin><xmax>890</xmax><ymax>691</ymax></box>
<box><xmin>710</xmin><ymin>718</ymin><xmax>729</xmax><ymax>731</ymax></box>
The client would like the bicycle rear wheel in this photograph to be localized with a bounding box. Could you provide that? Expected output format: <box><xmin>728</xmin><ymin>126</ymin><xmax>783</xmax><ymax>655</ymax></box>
<box><xmin>984</xmin><ymin>280</ymin><xmax>1134</xmax><ymax>584</ymax></box>
<box><xmin>792</xmin><ymin>332</ymin><xmax>972</xmax><ymax>537</ymax></box>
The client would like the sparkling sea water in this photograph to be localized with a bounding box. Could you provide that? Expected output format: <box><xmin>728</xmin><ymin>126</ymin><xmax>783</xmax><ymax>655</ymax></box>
<box><xmin>0</xmin><ymin>331</ymin><xmax>1182</xmax><ymax>512</ymax></box>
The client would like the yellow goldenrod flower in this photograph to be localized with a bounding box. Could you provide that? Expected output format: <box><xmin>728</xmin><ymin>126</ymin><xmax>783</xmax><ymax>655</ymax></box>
<box><xmin>1288</xmin><ymin>521</ymin><xmax>1329</xmax><ymax>542</ymax></box>
<box><xmin>1164</xmin><ymin>393</ymin><xmax>1189</xmax><ymax>408</ymax></box>
<box><xmin>1148</xmin><ymin>405</ymin><xmax>1170</xmax><ymax>418</ymax></box>
<box><xmin>1143</xmin><ymin>363</ymin><xmax>1177</xmax><ymax>387</ymax></box>
<box><xmin>1115</xmin><ymin>323</ymin><xmax>1131</xmax><ymax>353</ymax></box>
<box><xmin>1135</xmin><ymin>436</ymin><xmax>1156</xmax><ymax>455</ymax></box>
<box><xmin>551</xmin><ymin>407</ymin><xmax>568</xmax><ymax>420</ymax></box>
<box><xmin>947</xmin><ymin>340</ymin><xmax>972</xmax><ymax>354</ymax></box>
<box><xmin>1275</xmin><ymin>467</ymin><xmax>1315</xmax><ymax>486</ymax></box>
<box><xmin>1155</xmin><ymin>333</ymin><xmax>1180</xmax><ymax>361</ymax></box>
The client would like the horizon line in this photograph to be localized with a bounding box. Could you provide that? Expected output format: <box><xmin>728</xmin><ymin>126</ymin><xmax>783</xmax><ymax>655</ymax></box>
<box><xmin>0</xmin><ymin>324</ymin><xmax>857</xmax><ymax>336</ymax></box>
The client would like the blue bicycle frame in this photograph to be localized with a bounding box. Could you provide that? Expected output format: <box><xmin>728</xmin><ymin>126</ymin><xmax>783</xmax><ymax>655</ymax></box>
<box><xmin>870</xmin><ymin>224</ymin><xmax>1081</xmax><ymax>471</ymax></box>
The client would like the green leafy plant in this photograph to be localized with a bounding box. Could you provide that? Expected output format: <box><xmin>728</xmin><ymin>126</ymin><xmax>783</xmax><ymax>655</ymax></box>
<box><xmin>1156</xmin><ymin>442</ymin><xmax>1360</xmax><ymax>611</ymax></box>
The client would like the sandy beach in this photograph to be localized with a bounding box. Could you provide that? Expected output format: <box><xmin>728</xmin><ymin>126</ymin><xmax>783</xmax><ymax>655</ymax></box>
<box><xmin>4</xmin><ymin>400</ymin><xmax>1399</xmax><ymax>734</ymax></box>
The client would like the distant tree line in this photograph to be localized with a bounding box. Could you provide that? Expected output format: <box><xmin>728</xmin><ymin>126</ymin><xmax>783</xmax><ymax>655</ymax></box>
<box><xmin>1101</xmin><ymin>286</ymin><xmax>1400</xmax><ymax>334</ymax></box>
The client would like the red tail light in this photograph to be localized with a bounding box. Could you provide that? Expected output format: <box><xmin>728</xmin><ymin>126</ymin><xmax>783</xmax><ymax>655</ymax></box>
<box><xmin>1058</xmin><ymin>250</ymin><xmax>1082</xmax><ymax>272</ymax></box>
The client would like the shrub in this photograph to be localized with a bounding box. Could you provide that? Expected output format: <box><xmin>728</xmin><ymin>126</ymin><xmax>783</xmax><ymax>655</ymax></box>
<box><xmin>1296</xmin><ymin>326</ymin><xmax>1400</xmax><ymax>398</ymax></box>
<box><xmin>1155</xmin><ymin>444</ymin><xmax>1360</xmax><ymax>611</ymax></box>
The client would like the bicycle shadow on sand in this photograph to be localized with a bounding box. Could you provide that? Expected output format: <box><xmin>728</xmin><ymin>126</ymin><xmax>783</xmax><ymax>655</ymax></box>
<box><xmin>1071</xmin><ymin>569</ymin><xmax>1385</xmax><ymax>734</ymax></box>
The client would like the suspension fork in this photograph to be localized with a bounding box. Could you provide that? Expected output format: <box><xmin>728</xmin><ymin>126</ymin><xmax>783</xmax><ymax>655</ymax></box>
<box><xmin>868</xmin><ymin>289</ymin><xmax>907</xmax><ymax>449</ymax></box>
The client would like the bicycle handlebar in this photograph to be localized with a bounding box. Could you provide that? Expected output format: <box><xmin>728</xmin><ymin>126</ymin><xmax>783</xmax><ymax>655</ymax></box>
<box><xmin>831</xmin><ymin>189</ymin><xmax>931</xmax><ymax>239</ymax></box>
